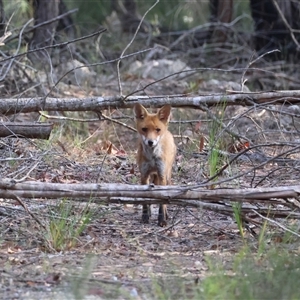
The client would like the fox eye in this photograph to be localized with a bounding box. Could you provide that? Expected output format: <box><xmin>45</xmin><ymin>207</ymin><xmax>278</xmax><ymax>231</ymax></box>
<box><xmin>156</xmin><ymin>128</ymin><xmax>161</xmax><ymax>133</ymax></box>
<box><xmin>142</xmin><ymin>128</ymin><xmax>147</xmax><ymax>132</ymax></box>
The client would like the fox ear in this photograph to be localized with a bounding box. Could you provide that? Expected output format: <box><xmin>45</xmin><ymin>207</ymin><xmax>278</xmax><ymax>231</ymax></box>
<box><xmin>134</xmin><ymin>103</ymin><xmax>148</xmax><ymax>119</ymax></box>
<box><xmin>157</xmin><ymin>105</ymin><xmax>171</xmax><ymax>123</ymax></box>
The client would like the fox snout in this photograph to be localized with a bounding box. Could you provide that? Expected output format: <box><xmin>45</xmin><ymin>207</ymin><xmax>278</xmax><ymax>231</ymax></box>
<box><xmin>142</xmin><ymin>136</ymin><xmax>159</xmax><ymax>148</ymax></box>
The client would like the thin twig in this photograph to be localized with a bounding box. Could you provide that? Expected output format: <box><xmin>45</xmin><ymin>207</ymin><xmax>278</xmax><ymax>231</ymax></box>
<box><xmin>14</xmin><ymin>195</ymin><xmax>46</xmax><ymax>229</ymax></box>
<box><xmin>252</xmin><ymin>209</ymin><xmax>300</xmax><ymax>238</ymax></box>
<box><xmin>0</xmin><ymin>28</ymin><xmax>107</xmax><ymax>64</ymax></box>
<box><xmin>97</xmin><ymin>152</ymin><xmax>109</xmax><ymax>183</ymax></box>
<box><xmin>44</xmin><ymin>47</ymin><xmax>153</xmax><ymax>102</ymax></box>
<box><xmin>0</xmin><ymin>11</ymin><xmax>14</xmax><ymax>46</ymax></box>
<box><xmin>247</xmin><ymin>49</ymin><xmax>281</xmax><ymax>66</ymax></box>
<box><xmin>240</xmin><ymin>50</ymin><xmax>280</xmax><ymax>91</ymax></box>
<box><xmin>186</xmin><ymin>208</ymin><xmax>237</xmax><ymax>237</ymax></box>
<box><xmin>0</xmin><ymin>18</ymin><xmax>33</xmax><ymax>81</ymax></box>
<box><xmin>5</xmin><ymin>8</ymin><xmax>78</xmax><ymax>44</ymax></box>
<box><xmin>100</xmin><ymin>113</ymin><xmax>136</xmax><ymax>132</ymax></box>
<box><xmin>131</xmin><ymin>219</ymin><xmax>181</xmax><ymax>241</ymax></box>
<box><xmin>199</xmin><ymin>103</ymin><xmax>249</xmax><ymax>142</ymax></box>
<box><xmin>117</xmin><ymin>0</ymin><xmax>160</xmax><ymax>96</ymax></box>
<box><xmin>123</xmin><ymin>66</ymin><xmax>278</xmax><ymax>100</ymax></box>
<box><xmin>271</xmin><ymin>0</ymin><xmax>300</xmax><ymax>50</ymax></box>
<box><xmin>201</xmin><ymin>143</ymin><xmax>300</xmax><ymax>187</ymax></box>
<box><xmin>39</xmin><ymin>111</ymin><xmax>100</xmax><ymax>122</ymax></box>
<box><xmin>170</xmin><ymin>14</ymin><xmax>250</xmax><ymax>50</ymax></box>
<box><xmin>15</xmin><ymin>161</ymin><xmax>40</xmax><ymax>182</ymax></box>
<box><xmin>240</xmin><ymin>51</ymin><xmax>255</xmax><ymax>91</ymax></box>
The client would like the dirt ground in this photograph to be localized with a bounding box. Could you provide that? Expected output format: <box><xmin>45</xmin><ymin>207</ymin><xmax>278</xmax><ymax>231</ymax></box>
<box><xmin>0</xmin><ymin>136</ymin><xmax>249</xmax><ymax>299</ymax></box>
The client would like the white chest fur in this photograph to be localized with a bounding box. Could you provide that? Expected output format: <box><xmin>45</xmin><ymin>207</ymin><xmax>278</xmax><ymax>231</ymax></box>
<box><xmin>140</xmin><ymin>141</ymin><xmax>165</xmax><ymax>177</ymax></box>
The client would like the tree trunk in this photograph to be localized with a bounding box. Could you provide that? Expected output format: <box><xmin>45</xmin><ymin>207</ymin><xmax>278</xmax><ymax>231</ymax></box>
<box><xmin>209</xmin><ymin>0</ymin><xmax>233</xmax><ymax>43</ymax></box>
<box><xmin>111</xmin><ymin>0</ymin><xmax>149</xmax><ymax>33</ymax></box>
<box><xmin>250</xmin><ymin>0</ymin><xmax>300</xmax><ymax>59</ymax></box>
<box><xmin>0</xmin><ymin>0</ymin><xmax>4</xmax><ymax>36</ymax></box>
<box><xmin>28</xmin><ymin>0</ymin><xmax>60</xmax><ymax>63</ymax></box>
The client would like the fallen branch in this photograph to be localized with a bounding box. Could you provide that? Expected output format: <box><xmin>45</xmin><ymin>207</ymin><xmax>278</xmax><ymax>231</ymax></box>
<box><xmin>1</xmin><ymin>179</ymin><xmax>300</xmax><ymax>218</ymax></box>
<box><xmin>0</xmin><ymin>122</ymin><xmax>53</xmax><ymax>139</ymax></box>
<box><xmin>2</xmin><ymin>90</ymin><xmax>300</xmax><ymax>115</ymax></box>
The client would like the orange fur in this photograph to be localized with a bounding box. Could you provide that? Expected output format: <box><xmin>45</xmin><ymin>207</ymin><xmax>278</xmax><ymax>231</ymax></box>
<box><xmin>134</xmin><ymin>103</ymin><xmax>176</xmax><ymax>226</ymax></box>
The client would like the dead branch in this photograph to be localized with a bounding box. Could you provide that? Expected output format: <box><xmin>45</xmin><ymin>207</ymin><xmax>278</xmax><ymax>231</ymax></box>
<box><xmin>0</xmin><ymin>28</ymin><xmax>107</xmax><ymax>65</ymax></box>
<box><xmin>1</xmin><ymin>179</ymin><xmax>300</xmax><ymax>218</ymax></box>
<box><xmin>5</xmin><ymin>8</ymin><xmax>78</xmax><ymax>45</ymax></box>
<box><xmin>271</xmin><ymin>0</ymin><xmax>300</xmax><ymax>50</ymax></box>
<box><xmin>0</xmin><ymin>122</ymin><xmax>53</xmax><ymax>139</ymax></box>
<box><xmin>1</xmin><ymin>90</ymin><xmax>300</xmax><ymax>115</ymax></box>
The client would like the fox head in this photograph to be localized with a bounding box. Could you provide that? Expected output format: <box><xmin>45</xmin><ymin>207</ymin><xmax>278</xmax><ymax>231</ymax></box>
<box><xmin>134</xmin><ymin>103</ymin><xmax>171</xmax><ymax>149</ymax></box>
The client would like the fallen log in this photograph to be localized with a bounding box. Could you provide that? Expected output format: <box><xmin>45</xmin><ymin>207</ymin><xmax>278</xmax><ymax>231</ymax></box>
<box><xmin>0</xmin><ymin>122</ymin><xmax>53</xmax><ymax>139</ymax></box>
<box><xmin>1</xmin><ymin>179</ymin><xmax>299</xmax><ymax>202</ymax></box>
<box><xmin>1</xmin><ymin>179</ymin><xmax>300</xmax><ymax>218</ymax></box>
<box><xmin>1</xmin><ymin>90</ymin><xmax>300</xmax><ymax>115</ymax></box>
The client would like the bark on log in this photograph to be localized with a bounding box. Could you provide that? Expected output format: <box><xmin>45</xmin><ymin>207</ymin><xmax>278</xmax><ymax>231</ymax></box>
<box><xmin>1</xmin><ymin>90</ymin><xmax>300</xmax><ymax>115</ymax></box>
<box><xmin>0</xmin><ymin>122</ymin><xmax>53</xmax><ymax>139</ymax></box>
<box><xmin>1</xmin><ymin>179</ymin><xmax>300</xmax><ymax>218</ymax></box>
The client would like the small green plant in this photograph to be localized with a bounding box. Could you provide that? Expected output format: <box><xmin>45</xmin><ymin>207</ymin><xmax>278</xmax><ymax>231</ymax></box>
<box><xmin>70</xmin><ymin>255</ymin><xmax>95</xmax><ymax>300</ymax></box>
<box><xmin>45</xmin><ymin>199</ymin><xmax>92</xmax><ymax>251</ymax></box>
<box><xmin>8</xmin><ymin>157</ymin><xmax>17</xmax><ymax>168</ymax></box>
<box><xmin>257</xmin><ymin>216</ymin><xmax>269</xmax><ymax>255</ymax></box>
<box><xmin>207</xmin><ymin>102</ymin><xmax>227</xmax><ymax>181</ymax></box>
<box><xmin>201</xmin><ymin>247</ymin><xmax>300</xmax><ymax>299</ymax></box>
<box><xmin>186</xmin><ymin>81</ymin><xmax>199</xmax><ymax>93</ymax></box>
<box><xmin>232</xmin><ymin>202</ymin><xmax>244</xmax><ymax>239</ymax></box>
<box><xmin>208</xmin><ymin>148</ymin><xmax>221</xmax><ymax>179</ymax></box>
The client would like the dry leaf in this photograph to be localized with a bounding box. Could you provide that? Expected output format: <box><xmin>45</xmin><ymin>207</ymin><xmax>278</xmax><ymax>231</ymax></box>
<box><xmin>199</xmin><ymin>135</ymin><xmax>205</xmax><ymax>152</ymax></box>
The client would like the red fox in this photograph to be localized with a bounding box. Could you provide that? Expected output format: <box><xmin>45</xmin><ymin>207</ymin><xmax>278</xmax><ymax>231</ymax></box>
<box><xmin>134</xmin><ymin>103</ymin><xmax>176</xmax><ymax>226</ymax></box>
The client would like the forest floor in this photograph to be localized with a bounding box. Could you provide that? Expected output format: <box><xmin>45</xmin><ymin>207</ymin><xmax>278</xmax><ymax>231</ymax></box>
<box><xmin>1</xmin><ymin>42</ymin><xmax>300</xmax><ymax>299</ymax></box>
